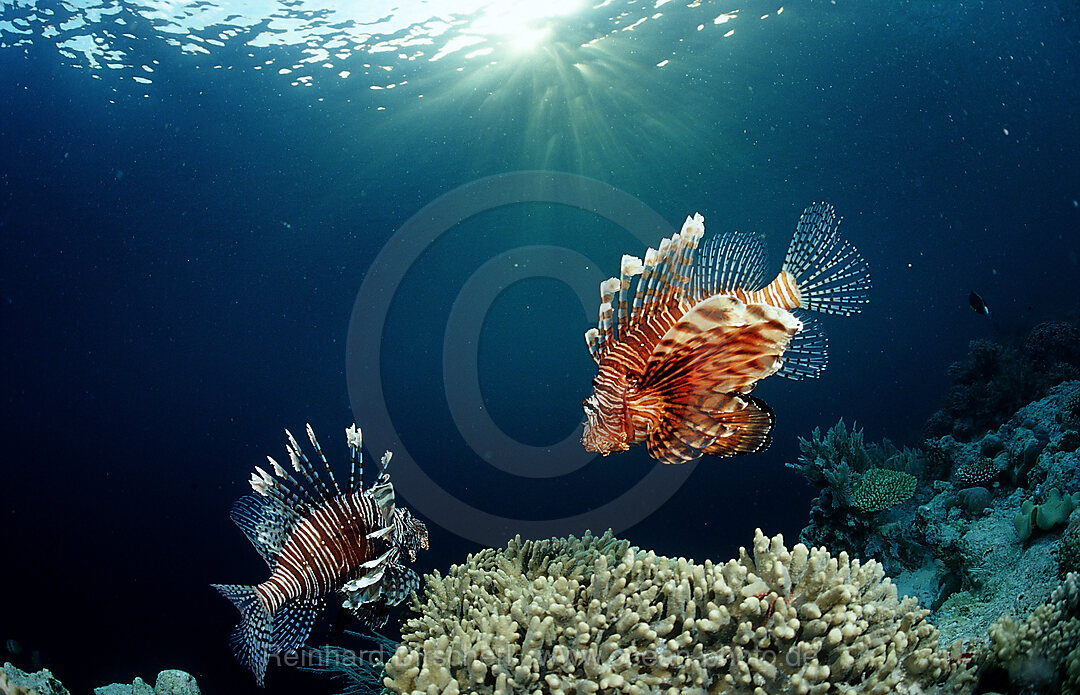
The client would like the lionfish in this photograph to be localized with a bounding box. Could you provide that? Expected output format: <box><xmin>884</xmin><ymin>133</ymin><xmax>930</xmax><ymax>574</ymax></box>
<box><xmin>213</xmin><ymin>424</ymin><xmax>428</xmax><ymax>685</ymax></box>
<box><xmin>581</xmin><ymin>202</ymin><xmax>870</xmax><ymax>465</ymax></box>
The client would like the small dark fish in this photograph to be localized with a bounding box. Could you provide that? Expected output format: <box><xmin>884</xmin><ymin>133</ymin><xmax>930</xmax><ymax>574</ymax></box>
<box><xmin>213</xmin><ymin>424</ymin><xmax>428</xmax><ymax>686</ymax></box>
<box><xmin>969</xmin><ymin>291</ymin><xmax>990</xmax><ymax>316</ymax></box>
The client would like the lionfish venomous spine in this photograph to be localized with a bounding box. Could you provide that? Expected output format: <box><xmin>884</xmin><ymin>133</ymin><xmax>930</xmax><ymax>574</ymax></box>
<box><xmin>581</xmin><ymin>202</ymin><xmax>870</xmax><ymax>465</ymax></box>
<box><xmin>213</xmin><ymin>424</ymin><xmax>428</xmax><ymax>686</ymax></box>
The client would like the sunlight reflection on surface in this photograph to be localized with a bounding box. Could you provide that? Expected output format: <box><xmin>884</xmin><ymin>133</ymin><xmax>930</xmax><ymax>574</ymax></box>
<box><xmin>0</xmin><ymin>0</ymin><xmax>785</xmax><ymax>95</ymax></box>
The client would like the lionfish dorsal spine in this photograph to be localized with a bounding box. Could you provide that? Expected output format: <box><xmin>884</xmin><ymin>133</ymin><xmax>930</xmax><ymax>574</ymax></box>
<box><xmin>345</xmin><ymin>423</ymin><xmax>363</xmax><ymax>494</ymax></box>
<box><xmin>596</xmin><ymin>277</ymin><xmax>620</xmax><ymax>352</ymax></box>
<box><xmin>259</xmin><ymin>456</ymin><xmax>310</xmax><ymax>515</ymax></box>
<box><xmin>585</xmin><ymin>327</ymin><xmax>601</xmax><ymax>363</ymax></box>
<box><xmin>378</xmin><ymin>450</ymin><xmax>393</xmax><ymax>483</ymax></box>
<box><xmin>617</xmin><ymin>254</ymin><xmax>643</xmax><ymax>341</ymax></box>
<box><xmin>284</xmin><ymin>427</ymin><xmax>334</xmax><ymax>503</ymax></box>
<box><xmin>305</xmin><ymin>422</ymin><xmax>343</xmax><ymax>498</ymax></box>
<box><xmin>258</xmin><ymin>454</ymin><xmax>306</xmax><ymax>508</ymax></box>
<box><xmin>629</xmin><ymin>248</ymin><xmax>654</xmax><ymax>326</ymax></box>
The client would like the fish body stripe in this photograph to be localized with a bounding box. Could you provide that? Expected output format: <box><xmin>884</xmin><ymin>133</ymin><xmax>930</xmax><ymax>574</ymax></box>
<box><xmin>257</xmin><ymin>492</ymin><xmax>380</xmax><ymax>613</ymax></box>
<box><xmin>733</xmin><ymin>270</ymin><xmax>802</xmax><ymax>311</ymax></box>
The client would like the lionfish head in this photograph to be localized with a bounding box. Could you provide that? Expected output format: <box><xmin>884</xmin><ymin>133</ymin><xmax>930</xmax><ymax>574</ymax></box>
<box><xmin>581</xmin><ymin>372</ymin><xmax>631</xmax><ymax>455</ymax></box>
<box><xmin>394</xmin><ymin>507</ymin><xmax>429</xmax><ymax>562</ymax></box>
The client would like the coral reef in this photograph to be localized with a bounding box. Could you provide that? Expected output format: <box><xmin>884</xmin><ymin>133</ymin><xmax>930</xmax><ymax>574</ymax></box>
<box><xmin>93</xmin><ymin>670</ymin><xmax>200</xmax><ymax>695</ymax></box>
<box><xmin>787</xmin><ymin>330</ymin><xmax>1080</xmax><ymax>689</ymax></box>
<box><xmin>383</xmin><ymin>529</ymin><xmax>966</xmax><ymax>695</ymax></box>
<box><xmin>0</xmin><ymin>664</ymin><xmax>68</xmax><ymax>695</ymax></box>
<box><xmin>0</xmin><ymin>665</ymin><xmax>198</xmax><ymax>695</ymax></box>
<box><xmin>925</xmin><ymin>322</ymin><xmax>1080</xmax><ymax>442</ymax></box>
<box><xmin>787</xmin><ymin>420</ymin><xmax>927</xmax><ymax>565</ymax></box>
<box><xmin>1014</xmin><ymin>488</ymin><xmax>1080</xmax><ymax>541</ymax></box>
<box><xmin>979</xmin><ymin>572</ymin><xmax>1080</xmax><ymax>694</ymax></box>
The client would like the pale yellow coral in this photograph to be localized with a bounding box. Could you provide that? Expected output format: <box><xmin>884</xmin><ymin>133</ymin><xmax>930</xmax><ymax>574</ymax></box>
<box><xmin>985</xmin><ymin>572</ymin><xmax>1080</xmax><ymax>694</ymax></box>
<box><xmin>384</xmin><ymin>529</ymin><xmax>965</xmax><ymax>694</ymax></box>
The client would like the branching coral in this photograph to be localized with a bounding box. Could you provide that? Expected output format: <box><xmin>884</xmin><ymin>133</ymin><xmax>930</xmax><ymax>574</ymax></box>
<box><xmin>383</xmin><ymin>529</ymin><xmax>965</xmax><ymax>695</ymax></box>
<box><xmin>789</xmin><ymin>421</ymin><xmax>925</xmax><ymax>489</ymax></box>
<box><xmin>982</xmin><ymin>572</ymin><xmax>1080</xmax><ymax>694</ymax></box>
<box><xmin>790</xmin><ymin>420</ymin><xmax>929</xmax><ymax>560</ymax></box>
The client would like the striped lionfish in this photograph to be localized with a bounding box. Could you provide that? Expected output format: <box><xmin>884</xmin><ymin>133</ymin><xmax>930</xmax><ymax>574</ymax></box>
<box><xmin>213</xmin><ymin>424</ymin><xmax>428</xmax><ymax>686</ymax></box>
<box><xmin>581</xmin><ymin>202</ymin><xmax>870</xmax><ymax>465</ymax></box>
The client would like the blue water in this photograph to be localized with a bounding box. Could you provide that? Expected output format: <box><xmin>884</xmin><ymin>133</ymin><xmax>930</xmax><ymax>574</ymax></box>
<box><xmin>2</xmin><ymin>1</ymin><xmax>1078</xmax><ymax>692</ymax></box>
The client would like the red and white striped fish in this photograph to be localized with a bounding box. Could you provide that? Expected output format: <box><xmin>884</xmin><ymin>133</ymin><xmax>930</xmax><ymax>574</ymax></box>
<box><xmin>581</xmin><ymin>202</ymin><xmax>870</xmax><ymax>465</ymax></box>
<box><xmin>213</xmin><ymin>424</ymin><xmax>428</xmax><ymax>686</ymax></box>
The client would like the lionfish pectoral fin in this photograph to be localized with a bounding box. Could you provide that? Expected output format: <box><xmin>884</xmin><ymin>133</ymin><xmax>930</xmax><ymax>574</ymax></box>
<box><xmin>368</xmin><ymin>481</ymin><xmax>396</xmax><ymax>525</ymax></box>
<box><xmin>212</xmin><ymin>584</ymin><xmax>272</xmax><ymax>686</ymax></box>
<box><xmin>365</xmin><ymin>524</ymin><xmax>393</xmax><ymax>540</ymax></box>
<box><xmin>360</xmin><ymin>547</ymin><xmax>395</xmax><ymax>571</ymax></box>
<box><xmin>700</xmin><ymin>393</ymin><xmax>775</xmax><ymax>457</ymax></box>
<box><xmin>380</xmin><ymin>562</ymin><xmax>421</xmax><ymax>606</ymax></box>
<box><xmin>271</xmin><ymin>595</ymin><xmax>324</xmax><ymax>656</ymax></box>
<box><xmin>645</xmin><ymin>393</ymin><xmax>775</xmax><ymax>464</ymax></box>
<box><xmin>644</xmin><ymin>295</ymin><xmax>800</xmax><ymax>397</ymax></box>
<box><xmin>347</xmin><ymin>597</ymin><xmax>391</xmax><ymax>629</ymax></box>
<box><xmin>228</xmin><ymin>495</ymin><xmax>299</xmax><ymax>570</ymax></box>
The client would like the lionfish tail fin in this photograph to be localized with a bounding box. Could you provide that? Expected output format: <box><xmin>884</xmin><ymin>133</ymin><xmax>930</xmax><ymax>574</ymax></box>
<box><xmin>271</xmin><ymin>597</ymin><xmax>322</xmax><ymax>658</ymax></box>
<box><xmin>212</xmin><ymin>584</ymin><xmax>272</xmax><ymax>686</ymax></box>
<box><xmin>781</xmin><ymin>202</ymin><xmax>871</xmax><ymax>316</ymax></box>
<box><xmin>775</xmin><ymin>309</ymin><xmax>829</xmax><ymax>380</ymax></box>
<box><xmin>646</xmin><ymin>393</ymin><xmax>775</xmax><ymax>464</ymax></box>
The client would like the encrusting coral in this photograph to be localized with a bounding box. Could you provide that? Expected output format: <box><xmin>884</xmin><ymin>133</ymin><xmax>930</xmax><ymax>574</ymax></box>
<box><xmin>383</xmin><ymin>529</ymin><xmax>968</xmax><ymax>695</ymax></box>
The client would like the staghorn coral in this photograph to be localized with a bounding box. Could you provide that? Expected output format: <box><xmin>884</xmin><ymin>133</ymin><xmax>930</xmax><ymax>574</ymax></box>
<box><xmin>982</xmin><ymin>572</ymin><xmax>1080</xmax><ymax>694</ymax></box>
<box><xmin>850</xmin><ymin>469</ymin><xmax>918</xmax><ymax>513</ymax></box>
<box><xmin>383</xmin><ymin>529</ymin><xmax>967</xmax><ymax>695</ymax></box>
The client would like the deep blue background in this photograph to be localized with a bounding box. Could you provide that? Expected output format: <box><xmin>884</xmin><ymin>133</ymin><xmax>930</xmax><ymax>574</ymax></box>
<box><xmin>2</xmin><ymin>2</ymin><xmax>1078</xmax><ymax>693</ymax></box>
